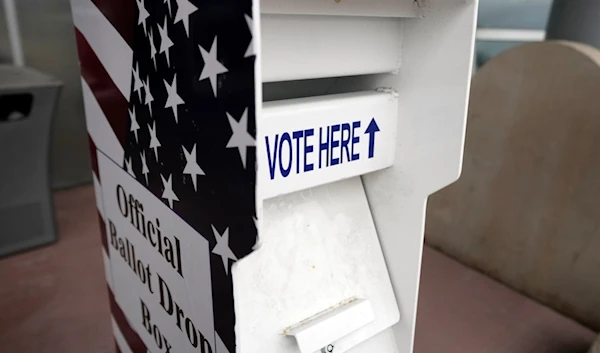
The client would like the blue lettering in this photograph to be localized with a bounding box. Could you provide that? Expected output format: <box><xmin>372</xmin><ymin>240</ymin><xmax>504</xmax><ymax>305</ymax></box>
<box><xmin>319</xmin><ymin>127</ymin><xmax>330</xmax><ymax>169</ymax></box>
<box><xmin>351</xmin><ymin>121</ymin><xmax>361</xmax><ymax>161</ymax></box>
<box><xmin>330</xmin><ymin>124</ymin><xmax>341</xmax><ymax>166</ymax></box>
<box><xmin>279</xmin><ymin>133</ymin><xmax>292</xmax><ymax>178</ymax></box>
<box><xmin>292</xmin><ymin>130</ymin><xmax>304</xmax><ymax>174</ymax></box>
<box><xmin>267</xmin><ymin>122</ymin><xmax>364</xmax><ymax>179</ymax></box>
<box><xmin>340</xmin><ymin>123</ymin><xmax>351</xmax><ymax>163</ymax></box>
<box><xmin>304</xmin><ymin>129</ymin><xmax>314</xmax><ymax>172</ymax></box>
<box><xmin>265</xmin><ymin>134</ymin><xmax>279</xmax><ymax>180</ymax></box>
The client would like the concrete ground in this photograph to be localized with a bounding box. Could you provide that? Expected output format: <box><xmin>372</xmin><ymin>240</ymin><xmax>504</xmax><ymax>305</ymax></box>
<box><xmin>0</xmin><ymin>185</ymin><xmax>596</xmax><ymax>353</ymax></box>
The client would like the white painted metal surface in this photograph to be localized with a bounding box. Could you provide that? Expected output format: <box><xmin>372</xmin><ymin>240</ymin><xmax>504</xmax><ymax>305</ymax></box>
<box><xmin>239</xmin><ymin>1</ymin><xmax>478</xmax><ymax>352</ymax></box>
<box><xmin>296</xmin><ymin>6</ymin><xmax>478</xmax><ymax>352</ymax></box>
<box><xmin>261</xmin><ymin>15</ymin><xmax>403</xmax><ymax>82</ymax></box>
<box><xmin>235</xmin><ymin>177</ymin><xmax>400</xmax><ymax>353</ymax></box>
<box><xmin>285</xmin><ymin>299</ymin><xmax>374</xmax><ymax>353</ymax></box>
<box><xmin>259</xmin><ymin>90</ymin><xmax>398</xmax><ymax>200</ymax></box>
<box><xmin>358</xmin><ymin>1</ymin><xmax>478</xmax><ymax>352</ymax></box>
<box><xmin>261</xmin><ymin>0</ymin><xmax>417</xmax><ymax>18</ymax></box>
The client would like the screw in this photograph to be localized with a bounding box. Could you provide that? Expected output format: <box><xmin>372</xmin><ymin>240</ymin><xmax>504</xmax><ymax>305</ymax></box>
<box><xmin>321</xmin><ymin>344</ymin><xmax>335</xmax><ymax>352</ymax></box>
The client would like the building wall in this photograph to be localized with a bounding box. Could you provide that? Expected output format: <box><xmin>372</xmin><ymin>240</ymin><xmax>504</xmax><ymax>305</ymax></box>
<box><xmin>0</xmin><ymin>0</ymin><xmax>91</xmax><ymax>189</ymax></box>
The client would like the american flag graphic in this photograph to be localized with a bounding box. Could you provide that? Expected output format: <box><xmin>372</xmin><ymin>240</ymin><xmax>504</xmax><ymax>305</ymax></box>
<box><xmin>71</xmin><ymin>0</ymin><xmax>257</xmax><ymax>352</ymax></box>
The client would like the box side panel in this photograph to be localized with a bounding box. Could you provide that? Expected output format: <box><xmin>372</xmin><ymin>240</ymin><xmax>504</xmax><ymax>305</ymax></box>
<box><xmin>69</xmin><ymin>0</ymin><xmax>258</xmax><ymax>352</ymax></box>
<box><xmin>361</xmin><ymin>1</ymin><xmax>479</xmax><ymax>352</ymax></box>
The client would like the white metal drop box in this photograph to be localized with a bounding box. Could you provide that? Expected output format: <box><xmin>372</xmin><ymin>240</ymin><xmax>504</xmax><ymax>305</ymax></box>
<box><xmin>70</xmin><ymin>0</ymin><xmax>478</xmax><ymax>352</ymax></box>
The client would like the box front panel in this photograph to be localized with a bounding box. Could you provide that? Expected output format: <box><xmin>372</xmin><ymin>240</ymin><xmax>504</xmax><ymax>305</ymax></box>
<box><xmin>70</xmin><ymin>0</ymin><xmax>258</xmax><ymax>352</ymax></box>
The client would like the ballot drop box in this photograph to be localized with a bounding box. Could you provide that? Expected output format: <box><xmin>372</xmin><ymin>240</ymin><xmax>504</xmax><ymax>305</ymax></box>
<box><xmin>69</xmin><ymin>0</ymin><xmax>477</xmax><ymax>352</ymax></box>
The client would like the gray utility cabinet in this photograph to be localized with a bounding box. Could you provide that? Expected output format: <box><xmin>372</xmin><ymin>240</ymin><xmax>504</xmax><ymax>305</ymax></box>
<box><xmin>0</xmin><ymin>65</ymin><xmax>61</xmax><ymax>257</ymax></box>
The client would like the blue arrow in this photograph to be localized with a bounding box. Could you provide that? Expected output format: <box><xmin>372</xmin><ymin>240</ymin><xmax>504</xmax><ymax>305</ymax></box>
<box><xmin>364</xmin><ymin>118</ymin><xmax>380</xmax><ymax>159</ymax></box>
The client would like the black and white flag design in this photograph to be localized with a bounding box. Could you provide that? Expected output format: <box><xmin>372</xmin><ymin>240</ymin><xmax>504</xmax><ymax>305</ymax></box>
<box><xmin>125</xmin><ymin>1</ymin><xmax>257</xmax><ymax>352</ymax></box>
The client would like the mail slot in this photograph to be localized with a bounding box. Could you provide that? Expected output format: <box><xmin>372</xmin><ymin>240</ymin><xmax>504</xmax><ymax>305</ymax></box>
<box><xmin>69</xmin><ymin>0</ymin><xmax>478</xmax><ymax>352</ymax></box>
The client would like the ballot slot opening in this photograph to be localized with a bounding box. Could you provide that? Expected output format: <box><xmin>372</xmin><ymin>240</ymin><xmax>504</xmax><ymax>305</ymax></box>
<box><xmin>260</xmin><ymin>0</ymin><xmax>419</xmax><ymax>18</ymax></box>
<box><xmin>262</xmin><ymin>74</ymin><xmax>391</xmax><ymax>102</ymax></box>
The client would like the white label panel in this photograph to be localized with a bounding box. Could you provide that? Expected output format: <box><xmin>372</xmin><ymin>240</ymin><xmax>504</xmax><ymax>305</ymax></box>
<box><xmin>98</xmin><ymin>153</ymin><xmax>215</xmax><ymax>353</ymax></box>
<box><xmin>258</xmin><ymin>91</ymin><xmax>399</xmax><ymax>199</ymax></box>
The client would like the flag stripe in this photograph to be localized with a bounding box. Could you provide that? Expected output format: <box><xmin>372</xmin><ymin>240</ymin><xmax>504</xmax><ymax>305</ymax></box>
<box><xmin>102</xmin><ymin>248</ymin><xmax>113</xmax><ymax>291</ymax></box>
<box><xmin>113</xmin><ymin>317</ymin><xmax>136</xmax><ymax>353</ymax></box>
<box><xmin>93</xmin><ymin>173</ymin><xmax>105</xmax><ymax>220</ymax></box>
<box><xmin>108</xmin><ymin>287</ymin><xmax>147</xmax><ymax>353</ymax></box>
<box><xmin>71</xmin><ymin>0</ymin><xmax>132</xmax><ymax>100</ymax></box>
<box><xmin>115</xmin><ymin>341</ymin><xmax>122</xmax><ymax>353</ymax></box>
<box><xmin>88</xmin><ymin>136</ymin><xmax>100</xmax><ymax>181</ymax></box>
<box><xmin>80</xmin><ymin>78</ymin><xmax>125</xmax><ymax>165</ymax></box>
<box><xmin>75</xmin><ymin>29</ymin><xmax>129</xmax><ymax>148</ymax></box>
<box><xmin>98</xmin><ymin>212</ymin><xmax>108</xmax><ymax>253</ymax></box>
<box><xmin>90</xmin><ymin>0</ymin><xmax>136</xmax><ymax>47</ymax></box>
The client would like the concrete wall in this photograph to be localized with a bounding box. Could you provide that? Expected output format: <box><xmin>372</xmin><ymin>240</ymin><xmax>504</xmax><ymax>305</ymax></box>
<box><xmin>426</xmin><ymin>42</ymin><xmax>600</xmax><ymax>331</ymax></box>
<box><xmin>0</xmin><ymin>1</ymin><xmax>91</xmax><ymax>189</ymax></box>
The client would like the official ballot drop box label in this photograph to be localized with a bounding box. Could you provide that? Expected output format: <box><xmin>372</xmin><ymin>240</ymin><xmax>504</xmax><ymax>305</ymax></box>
<box><xmin>100</xmin><ymin>153</ymin><xmax>215</xmax><ymax>353</ymax></box>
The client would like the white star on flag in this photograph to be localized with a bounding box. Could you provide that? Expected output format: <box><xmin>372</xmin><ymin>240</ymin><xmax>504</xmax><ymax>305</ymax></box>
<box><xmin>182</xmin><ymin>144</ymin><xmax>205</xmax><ymax>191</ymax></box>
<box><xmin>129</xmin><ymin>107</ymin><xmax>140</xmax><ymax>142</ymax></box>
<box><xmin>199</xmin><ymin>36</ymin><xmax>228</xmax><ymax>97</ymax></box>
<box><xmin>149</xmin><ymin>28</ymin><xmax>157</xmax><ymax>70</ymax></box>
<box><xmin>161</xmin><ymin>174</ymin><xmax>179</xmax><ymax>209</ymax></box>
<box><xmin>164</xmin><ymin>73</ymin><xmax>185</xmax><ymax>123</ymax></box>
<box><xmin>226</xmin><ymin>108</ymin><xmax>255</xmax><ymax>169</ymax></box>
<box><xmin>136</xmin><ymin>0</ymin><xmax>150</xmax><ymax>35</ymax></box>
<box><xmin>174</xmin><ymin>0</ymin><xmax>197</xmax><ymax>37</ymax></box>
<box><xmin>211</xmin><ymin>225</ymin><xmax>238</xmax><ymax>275</ymax></box>
<box><xmin>125</xmin><ymin>158</ymin><xmax>135</xmax><ymax>177</ymax></box>
<box><xmin>132</xmin><ymin>63</ymin><xmax>143</xmax><ymax>101</ymax></box>
<box><xmin>148</xmin><ymin>122</ymin><xmax>161</xmax><ymax>161</ymax></box>
<box><xmin>144</xmin><ymin>76</ymin><xmax>154</xmax><ymax>116</ymax></box>
<box><xmin>244</xmin><ymin>14</ymin><xmax>255</xmax><ymax>58</ymax></box>
<box><xmin>158</xmin><ymin>17</ymin><xmax>174</xmax><ymax>67</ymax></box>
<box><xmin>141</xmin><ymin>151</ymin><xmax>149</xmax><ymax>184</ymax></box>
<box><xmin>164</xmin><ymin>0</ymin><xmax>172</xmax><ymax>16</ymax></box>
